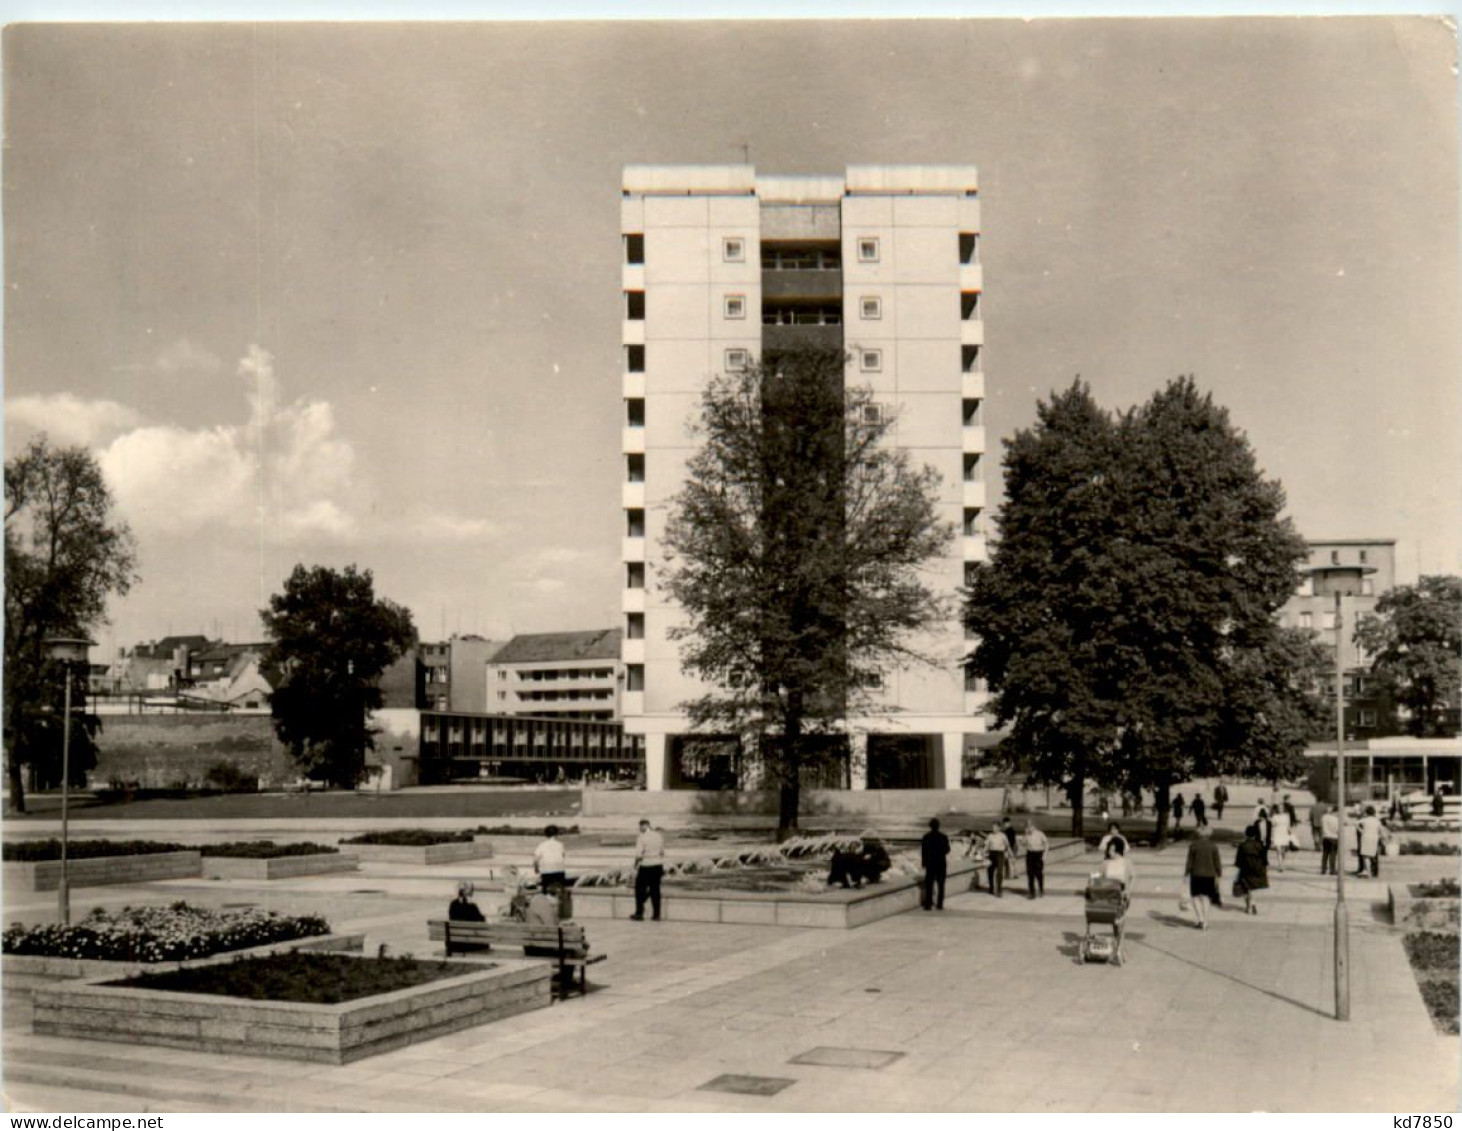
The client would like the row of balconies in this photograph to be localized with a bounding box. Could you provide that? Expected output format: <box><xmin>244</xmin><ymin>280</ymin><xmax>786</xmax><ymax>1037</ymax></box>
<box><xmin>619</xmin><ymin>257</ymin><xmax>982</xmax><ymax>295</ymax></box>
<box><xmin>621</xmin><ymin>367</ymin><xmax>983</xmax><ymax>405</ymax></box>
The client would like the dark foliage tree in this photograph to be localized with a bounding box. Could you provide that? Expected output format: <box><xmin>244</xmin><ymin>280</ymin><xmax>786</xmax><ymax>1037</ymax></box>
<box><xmin>4</xmin><ymin>436</ymin><xmax>138</xmax><ymax>811</ymax></box>
<box><xmin>261</xmin><ymin>564</ymin><xmax>416</xmax><ymax>788</ymax></box>
<box><xmin>662</xmin><ymin>346</ymin><xmax>952</xmax><ymax>835</ymax></box>
<box><xmin>965</xmin><ymin>377</ymin><xmax>1315</xmax><ymax>838</ymax></box>
<box><xmin>1354</xmin><ymin>575</ymin><xmax>1462</xmax><ymax>737</ymax></box>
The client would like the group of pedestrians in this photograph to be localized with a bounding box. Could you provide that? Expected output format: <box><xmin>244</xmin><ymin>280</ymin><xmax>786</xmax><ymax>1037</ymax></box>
<box><xmin>918</xmin><ymin>815</ymin><xmax>1051</xmax><ymax>908</ymax></box>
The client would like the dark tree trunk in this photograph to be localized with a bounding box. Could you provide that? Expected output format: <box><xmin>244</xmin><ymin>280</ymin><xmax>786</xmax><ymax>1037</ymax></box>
<box><xmin>1155</xmin><ymin>780</ymin><xmax>1171</xmax><ymax>844</ymax></box>
<box><xmin>778</xmin><ymin>708</ymin><xmax>804</xmax><ymax>839</ymax></box>
<box><xmin>1068</xmin><ymin>771</ymin><xmax>1085</xmax><ymax>838</ymax></box>
<box><xmin>6</xmin><ymin>751</ymin><xmax>26</xmax><ymax>813</ymax></box>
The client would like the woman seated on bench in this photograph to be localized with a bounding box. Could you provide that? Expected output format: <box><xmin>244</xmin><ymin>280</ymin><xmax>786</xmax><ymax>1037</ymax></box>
<box><xmin>450</xmin><ymin>880</ymin><xmax>485</xmax><ymax>922</ymax></box>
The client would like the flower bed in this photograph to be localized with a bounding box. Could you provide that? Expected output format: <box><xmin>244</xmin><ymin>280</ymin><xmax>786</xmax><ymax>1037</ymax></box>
<box><xmin>2</xmin><ymin>839</ymin><xmax>189</xmax><ymax>862</ymax></box>
<box><xmin>1412</xmin><ymin>879</ymin><xmax>1461</xmax><ymax>899</ymax></box>
<box><xmin>2</xmin><ymin>901</ymin><xmax>330</xmax><ymax>963</ymax></box>
<box><xmin>1398</xmin><ymin>840</ymin><xmax>1461</xmax><ymax>856</ymax></box>
<box><xmin>114</xmin><ymin>951</ymin><xmax>463</xmax><ymax>1004</ymax></box>
<box><xmin>340</xmin><ymin>829</ymin><xmax>475</xmax><ymax>847</ymax></box>
<box><xmin>201</xmin><ymin>841</ymin><xmax>340</xmax><ymax>858</ymax></box>
<box><xmin>1402</xmin><ymin>931</ymin><xmax>1460</xmax><ymax>1035</ymax></box>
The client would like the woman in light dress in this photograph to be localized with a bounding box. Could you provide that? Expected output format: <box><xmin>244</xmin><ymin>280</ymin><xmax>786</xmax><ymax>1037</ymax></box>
<box><xmin>1271</xmin><ymin>802</ymin><xmax>1294</xmax><ymax>872</ymax></box>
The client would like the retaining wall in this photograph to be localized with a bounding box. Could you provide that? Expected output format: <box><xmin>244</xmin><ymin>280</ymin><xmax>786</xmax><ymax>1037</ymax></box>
<box><xmin>344</xmin><ymin>842</ymin><xmax>493</xmax><ymax>866</ymax></box>
<box><xmin>201</xmin><ymin>853</ymin><xmax>360</xmax><ymax>881</ymax></box>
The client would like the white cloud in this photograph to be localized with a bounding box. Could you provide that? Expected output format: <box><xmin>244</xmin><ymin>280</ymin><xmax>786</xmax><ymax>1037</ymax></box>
<box><xmin>154</xmin><ymin>338</ymin><xmax>223</xmax><ymax>375</ymax></box>
<box><xmin>6</xmin><ymin>393</ymin><xmax>144</xmax><ymax>446</ymax></box>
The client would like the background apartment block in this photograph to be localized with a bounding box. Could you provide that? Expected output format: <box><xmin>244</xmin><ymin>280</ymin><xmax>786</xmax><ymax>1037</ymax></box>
<box><xmin>620</xmin><ymin>163</ymin><xmax>988</xmax><ymax>791</ymax></box>
<box><xmin>486</xmin><ymin>629</ymin><xmax>624</xmax><ymax>720</ymax></box>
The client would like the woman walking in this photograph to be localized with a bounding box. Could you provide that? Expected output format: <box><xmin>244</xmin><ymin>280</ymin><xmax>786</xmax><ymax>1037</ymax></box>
<box><xmin>1271</xmin><ymin>802</ymin><xmax>1293</xmax><ymax>872</ymax></box>
<box><xmin>1172</xmin><ymin>792</ymin><xmax>1186</xmax><ymax>830</ymax></box>
<box><xmin>1182</xmin><ymin>824</ymin><xmax>1223</xmax><ymax>929</ymax></box>
<box><xmin>1234</xmin><ymin>824</ymin><xmax>1270</xmax><ymax>915</ymax></box>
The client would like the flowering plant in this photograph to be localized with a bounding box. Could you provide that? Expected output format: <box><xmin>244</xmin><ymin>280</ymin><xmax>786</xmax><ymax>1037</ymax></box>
<box><xmin>2</xmin><ymin>901</ymin><xmax>330</xmax><ymax>962</ymax></box>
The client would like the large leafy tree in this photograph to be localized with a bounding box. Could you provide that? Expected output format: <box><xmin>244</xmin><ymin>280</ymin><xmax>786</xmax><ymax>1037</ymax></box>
<box><xmin>965</xmin><ymin>377</ymin><xmax>1315</xmax><ymax>837</ymax></box>
<box><xmin>261</xmin><ymin>564</ymin><xmax>417</xmax><ymax>788</ymax></box>
<box><xmin>4</xmin><ymin>436</ymin><xmax>138</xmax><ymax>811</ymax></box>
<box><xmin>1354</xmin><ymin>575</ymin><xmax>1462</xmax><ymax>737</ymax></box>
<box><xmin>662</xmin><ymin>346</ymin><xmax>952</xmax><ymax>835</ymax></box>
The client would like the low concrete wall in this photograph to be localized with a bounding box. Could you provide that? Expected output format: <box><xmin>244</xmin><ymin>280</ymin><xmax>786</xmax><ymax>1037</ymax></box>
<box><xmin>4</xmin><ymin>933</ymin><xmax>365</xmax><ymax>1006</ymax></box>
<box><xmin>1388</xmin><ymin>884</ymin><xmax>1461</xmax><ymax>931</ymax></box>
<box><xmin>573</xmin><ymin>860</ymin><xmax>981</xmax><ymax>929</ymax></box>
<box><xmin>581</xmin><ymin>788</ymin><xmax>1006</xmax><ymax>820</ymax></box>
<box><xmin>201</xmin><ymin>853</ymin><xmax>360</xmax><ymax>881</ymax></box>
<box><xmin>34</xmin><ymin>957</ymin><xmax>551</xmax><ymax>1064</ymax></box>
<box><xmin>345</xmin><ymin>842</ymin><xmax>493</xmax><ymax>866</ymax></box>
<box><xmin>3</xmin><ymin>850</ymin><xmax>202</xmax><ymax>892</ymax></box>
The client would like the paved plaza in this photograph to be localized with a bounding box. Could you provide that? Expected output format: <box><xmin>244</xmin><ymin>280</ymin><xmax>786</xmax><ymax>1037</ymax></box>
<box><xmin>3</xmin><ymin>819</ymin><xmax>1458</xmax><ymax>1113</ymax></box>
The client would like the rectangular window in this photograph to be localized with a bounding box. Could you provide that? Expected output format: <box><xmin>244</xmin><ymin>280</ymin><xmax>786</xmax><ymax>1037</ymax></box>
<box><xmin>725</xmin><ymin>348</ymin><xmax>750</xmax><ymax>372</ymax></box>
<box><xmin>860</xmin><ymin>296</ymin><xmax>882</xmax><ymax>320</ymax></box>
<box><xmin>1361</xmin><ymin>579</ymin><xmax>1375</xmax><ymax>596</ymax></box>
<box><xmin>724</xmin><ymin>295</ymin><xmax>746</xmax><ymax>320</ymax></box>
<box><xmin>1359</xmin><ymin>709</ymin><xmax>1377</xmax><ymax>727</ymax></box>
<box><xmin>626</xmin><ymin>562</ymin><xmax>645</xmax><ymax>589</ymax></box>
<box><xmin>1300</xmin><ymin>611</ymin><xmax>1313</xmax><ymax>630</ymax></box>
<box><xmin>626</xmin><ymin>345</ymin><xmax>645</xmax><ymax>373</ymax></box>
<box><xmin>859</xmin><ymin>348</ymin><xmax>882</xmax><ymax>373</ymax></box>
<box><xmin>857</xmin><ymin>237</ymin><xmax>880</xmax><ymax>263</ymax></box>
<box><xmin>962</xmin><ymin>399</ymin><xmax>982</xmax><ymax>427</ymax></box>
<box><xmin>961</xmin><ymin>292</ymin><xmax>981</xmax><ymax>320</ymax></box>
<box><xmin>723</xmin><ymin>237</ymin><xmax>745</xmax><ymax>262</ymax></box>
<box><xmin>962</xmin><ymin>344</ymin><xmax>981</xmax><ymax>373</ymax></box>
<box><xmin>963</xmin><ymin>453</ymin><xmax>981</xmax><ymax>481</ymax></box>
<box><xmin>625</xmin><ymin>234</ymin><xmax>644</xmax><ymax>264</ymax></box>
<box><xmin>626</xmin><ymin>291</ymin><xmax>645</xmax><ymax>320</ymax></box>
<box><xmin>965</xmin><ymin>667</ymin><xmax>982</xmax><ymax>692</ymax></box>
<box><xmin>959</xmin><ymin>232</ymin><xmax>980</xmax><ymax>265</ymax></box>
<box><xmin>626</xmin><ymin>665</ymin><xmax>645</xmax><ymax>692</ymax></box>
<box><xmin>964</xmin><ymin>563</ymin><xmax>978</xmax><ymax>588</ymax></box>
<box><xmin>626</xmin><ymin>613</ymin><xmax>645</xmax><ymax>640</ymax></box>
<box><xmin>626</xmin><ymin>508</ymin><xmax>645</xmax><ymax>538</ymax></box>
<box><xmin>1359</xmin><ymin>550</ymin><xmax>1368</xmax><ymax>563</ymax></box>
<box><xmin>1323</xmin><ymin>610</ymin><xmax>1338</xmax><ymax>631</ymax></box>
<box><xmin>1331</xmin><ymin>550</ymin><xmax>1340</xmax><ymax>565</ymax></box>
<box><xmin>626</xmin><ymin>398</ymin><xmax>645</xmax><ymax>427</ymax></box>
<box><xmin>627</xmin><ymin>453</ymin><xmax>645</xmax><ymax>483</ymax></box>
<box><xmin>964</xmin><ymin>508</ymin><xmax>982</xmax><ymax>537</ymax></box>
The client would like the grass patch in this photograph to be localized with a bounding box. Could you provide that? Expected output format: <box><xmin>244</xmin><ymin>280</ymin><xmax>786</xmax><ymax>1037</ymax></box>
<box><xmin>1402</xmin><ymin>931</ymin><xmax>1460</xmax><ymax>1035</ymax></box>
<box><xmin>201</xmin><ymin>841</ymin><xmax>339</xmax><ymax>859</ymax></box>
<box><xmin>339</xmin><ymin>829</ymin><xmax>475</xmax><ymax>847</ymax></box>
<box><xmin>113</xmin><ymin>951</ymin><xmax>469</xmax><ymax>1004</ymax></box>
<box><xmin>1411</xmin><ymin>879</ymin><xmax>1461</xmax><ymax>900</ymax></box>
<box><xmin>2</xmin><ymin>901</ymin><xmax>330</xmax><ymax>963</ymax></box>
<box><xmin>2</xmin><ymin>839</ymin><xmax>188</xmax><ymax>862</ymax></box>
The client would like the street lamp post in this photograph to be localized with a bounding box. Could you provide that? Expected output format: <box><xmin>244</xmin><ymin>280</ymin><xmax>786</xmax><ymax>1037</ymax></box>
<box><xmin>44</xmin><ymin>635</ymin><xmax>94</xmax><ymax>927</ymax></box>
<box><xmin>1307</xmin><ymin>565</ymin><xmax>1374</xmax><ymax>1023</ymax></box>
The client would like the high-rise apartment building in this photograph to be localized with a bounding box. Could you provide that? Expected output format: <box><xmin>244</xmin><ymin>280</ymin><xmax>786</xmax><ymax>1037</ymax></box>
<box><xmin>620</xmin><ymin>164</ymin><xmax>988</xmax><ymax>792</ymax></box>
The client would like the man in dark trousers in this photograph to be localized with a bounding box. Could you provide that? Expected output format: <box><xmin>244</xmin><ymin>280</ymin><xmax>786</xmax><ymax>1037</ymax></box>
<box><xmin>921</xmin><ymin>818</ymin><xmax>951</xmax><ymax>910</ymax></box>
<box><xmin>1213</xmin><ymin>782</ymin><xmax>1228</xmax><ymax>821</ymax></box>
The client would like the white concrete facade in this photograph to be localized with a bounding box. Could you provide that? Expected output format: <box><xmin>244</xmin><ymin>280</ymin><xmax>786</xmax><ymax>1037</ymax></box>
<box><xmin>621</xmin><ymin>165</ymin><xmax>989</xmax><ymax>790</ymax></box>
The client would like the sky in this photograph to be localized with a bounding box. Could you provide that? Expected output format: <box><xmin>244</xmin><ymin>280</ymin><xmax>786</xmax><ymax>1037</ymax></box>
<box><xmin>3</xmin><ymin>16</ymin><xmax>1458</xmax><ymax>662</ymax></box>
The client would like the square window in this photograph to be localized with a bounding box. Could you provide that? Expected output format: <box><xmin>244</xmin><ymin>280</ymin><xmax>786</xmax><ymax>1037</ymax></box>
<box><xmin>723</xmin><ymin>237</ymin><xmax>745</xmax><ymax>262</ymax></box>
<box><xmin>724</xmin><ymin>295</ymin><xmax>746</xmax><ymax>320</ymax></box>
<box><xmin>860</xmin><ymin>296</ymin><xmax>882</xmax><ymax>320</ymax></box>
<box><xmin>725</xmin><ymin>348</ymin><xmax>750</xmax><ymax>372</ymax></box>
<box><xmin>857</xmin><ymin>237</ymin><xmax>880</xmax><ymax>263</ymax></box>
<box><xmin>861</xmin><ymin>403</ymin><xmax>884</xmax><ymax>426</ymax></box>
<box><xmin>860</xmin><ymin>349</ymin><xmax>882</xmax><ymax>373</ymax></box>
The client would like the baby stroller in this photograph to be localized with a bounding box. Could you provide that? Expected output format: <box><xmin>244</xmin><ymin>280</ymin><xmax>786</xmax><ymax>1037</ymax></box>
<box><xmin>1081</xmin><ymin>875</ymin><xmax>1129</xmax><ymax>966</ymax></box>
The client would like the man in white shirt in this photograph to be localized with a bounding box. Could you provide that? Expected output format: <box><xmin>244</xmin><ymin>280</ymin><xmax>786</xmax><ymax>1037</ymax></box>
<box><xmin>631</xmin><ymin>818</ymin><xmax>666</xmax><ymax>921</ymax></box>
<box><xmin>1320</xmin><ymin>807</ymin><xmax>1340</xmax><ymax>875</ymax></box>
<box><xmin>985</xmin><ymin>822</ymin><xmax>1009</xmax><ymax>897</ymax></box>
<box><xmin>533</xmin><ymin>825</ymin><xmax>567</xmax><ymax>913</ymax></box>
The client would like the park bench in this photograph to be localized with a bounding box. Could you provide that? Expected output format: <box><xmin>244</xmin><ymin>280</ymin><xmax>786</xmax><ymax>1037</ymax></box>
<box><xmin>427</xmin><ymin>919</ymin><xmax>605</xmax><ymax>998</ymax></box>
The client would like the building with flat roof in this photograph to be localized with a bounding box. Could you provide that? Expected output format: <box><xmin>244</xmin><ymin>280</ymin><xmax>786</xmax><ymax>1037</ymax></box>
<box><xmin>619</xmin><ymin>164</ymin><xmax>988</xmax><ymax>791</ymax></box>
<box><xmin>486</xmin><ymin>629</ymin><xmax>624</xmax><ymax>720</ymax></box>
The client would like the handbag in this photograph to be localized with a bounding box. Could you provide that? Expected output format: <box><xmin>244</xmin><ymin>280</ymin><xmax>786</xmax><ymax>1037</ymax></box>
<box><xmin>1178</xmin><ymin>890</ymin><xmax>1191</xmax><ymax>912</ymax></box>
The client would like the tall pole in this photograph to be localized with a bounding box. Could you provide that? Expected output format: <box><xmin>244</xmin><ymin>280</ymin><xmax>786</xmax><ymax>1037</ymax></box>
<box><xmin>1333</xmin><ymin>588</ymin><xmax>1350</xmax><ymax>1021</ymax></box>
<box><xmin>59</xmin><ymin>665</ymin><xmax>73</xmax><ymax>927</ymax></box>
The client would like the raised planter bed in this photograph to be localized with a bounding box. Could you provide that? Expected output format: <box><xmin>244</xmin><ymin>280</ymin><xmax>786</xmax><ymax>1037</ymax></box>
<box><xmin>1388</xmin><ymin>883</ymin><xmax>1461</xmax><ymax>931</ymax></box>
<box><xmin>572</xmin><ymin>859</ymin><xmax>981</xmax><ymax>929</ymax></box>
<box><xmin>4</xmin><ymin>933</ymin><xmax>365</xmax><ymax>1006</ymax></box>
<box><xmin>346</xmin><ymin>842</ymin><xmax>493</xmax><ymax>866</ymax></box>
<box><xmin>3</xmin><ymin>851</ymin><xmax>202</xmax><ymax>892</ymax></box>
<box><xmin>33</xmin><ymin>955</ymin><xmax>551</xmax><ymax>1063</ymax></box>
<box><xmin>203</xmin><ymin>853</ymin><xmax>360</xmax><ymax>880</ymax></box>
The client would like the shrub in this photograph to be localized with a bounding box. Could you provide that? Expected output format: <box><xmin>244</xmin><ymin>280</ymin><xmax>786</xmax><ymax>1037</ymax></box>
<box><xmin>1411</xmin><ymin>879</ymin><xmax>1461</xmax><ymax>900</ymax></box>
<box><xmin>203</xmin><ymin>761</ymin><xmax>258</xmax><ymax>794</ymax></box>
<box><xmin>201</xmin><ymin>841</ymin><xmax>339</xmax><ymax>859</ymax></box>
<box><xmin>2</xmin><ymin>901</ymin><xmax>330</xmax><ymax>962</ymax></box>
<box><xmin>1399</xmin><ymin>840</ymin><xmax>1462</xmax><ymax>856</ymax></box>
<box><xmin>339</xmin><ymin>829</ymin><xmax>475</xmax><ymax>847</ymax></box>
<box><xmin>2</xmin><ymin>839</ymin><xmax>189</xmax><ymax>863</ymax></box>
<box><xmin>114</xmin><ymin>951</ymin><xmax>464</xmax><ymax>1004</ymax></box>
<box><xmin>473</xmin><ymin>824</ymin><xmax>580</xmax><ymax>836</ymax></box>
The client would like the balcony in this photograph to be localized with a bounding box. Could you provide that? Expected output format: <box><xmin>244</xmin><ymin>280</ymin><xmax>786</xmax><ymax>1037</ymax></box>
<box><xmin>622</xmin><ymin>427</ymin><xmax>645</xmax><ymax>455</ymax></box>
<box><xmin>621</xmin><ymin>690</ymin><xmax>645</xmax><ymax>717</ymax></box>
<box><xmin>621</xmin><ymin>588</ymin><xmax>646</xmax><ymax>613</ymax></box>
<box><xmin>764</xmin><ymin>324</ymin><xmax>843</xmax><ymax>353</ymax></box>
<box><xmin>622</xmin><ymin>371</ymin><xmax>645</xmax><ymax>399</ymax></box>
<box><xmin>962</xmin><ymin>371</ymin><xmax>985</xmax><ymax>400</ymax></box>
<box><xmin>622</xmin><ymin>536</ymin><xmax>646</xmax><ymax>562</ymax></box>
<box><xmin>963</xmin><ymin>534</ymin><xmax>989</xmax><ymax>561</ymax></box>
<box><xmin>622</xmin><ymin>321</ymin><xmax>645</xmax><ymax>346</ymax></box>
<box><xmin>962</xmin><ymin>424</ymin><xmax>986</xmax><ymax>453</ymax></box>
<box><xmin>623</xmin><ymin>264</ymin><xmax>645</xmax><ymax>291</ymax></box>
<box><xmin>963</xmin><ymin>481</ymin><xmax>986</xmax><ymax>509</ymax></box>
<box><xmin>960</xmin><ymin>320</ymin><xmax>985</xmax><ymax>346</ymax></box>
<box><xmin>621</xmin><ymin>638</ymin><xmax>645</xmax><ymax>665</ymax></box>
<box><xmin>761</xmin><ymin>268</ymin><xmax>843</xmax><ymax>303</ymax></box>
<box><xmin>959</xmin><ymin>263</ymin><xmax>983</xmax><ymax>293</ymax></box>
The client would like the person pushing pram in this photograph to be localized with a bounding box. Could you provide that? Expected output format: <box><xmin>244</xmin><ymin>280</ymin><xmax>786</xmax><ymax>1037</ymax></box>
<box><xmin>1081</xmin><ymin>838</ymin><xmax>1136</xmax><ymax>966</ymax></box>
